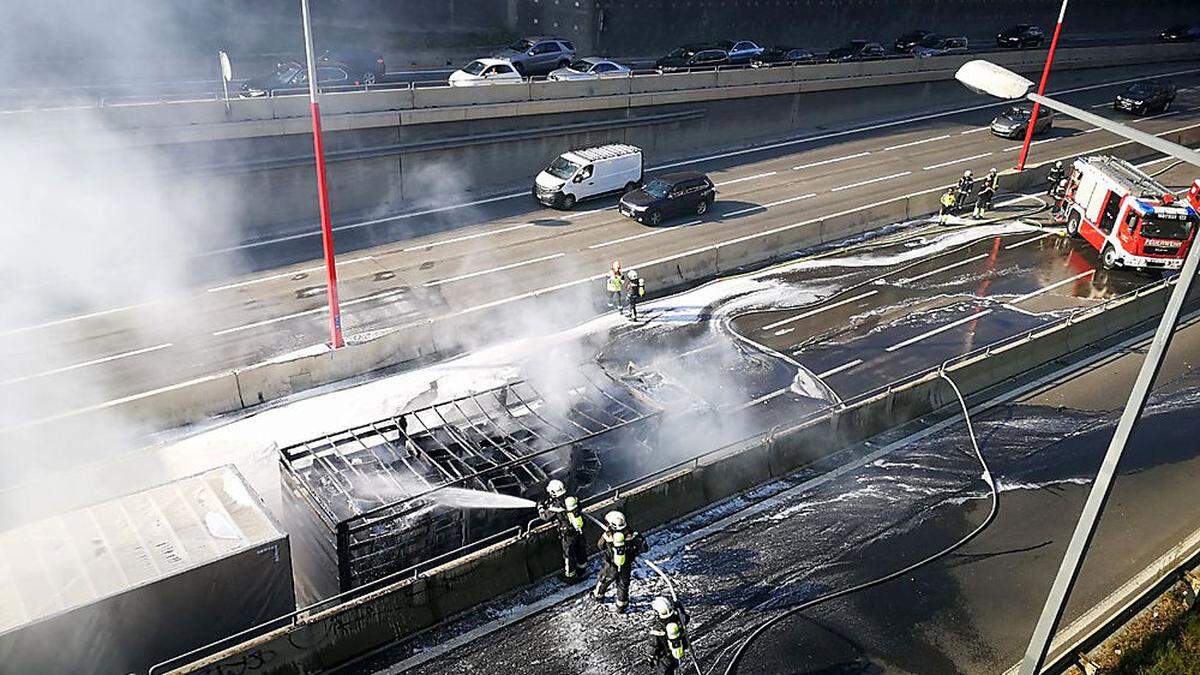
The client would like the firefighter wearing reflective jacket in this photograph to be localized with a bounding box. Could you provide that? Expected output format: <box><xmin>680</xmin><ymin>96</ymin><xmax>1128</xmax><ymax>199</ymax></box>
<box><xmin>939</xmin><ymin>189</ymin><xmax>957</xmax><ymax>222</ymax></box>
<box><xmin>606</xmin><ymin>261</ymin><xmax>624</xmax><ymax>310</ymax></box>
<box><xmin>974</xmin><ymin>176</ymin><xmax>996</xmax><ymax>219</ymax></box>
<box><xmin>538</xmin><ymin>480</ymin><xmax>587</xmax><ymax>579</ymax></box>
<box><xmin>649</xmin><ymin>596</ymin><xmax>689</xmax><ymax>674</ymax></box>
<box><xmin>956</xmin><ymin>170</ymin><xmax>974</xmax><ymax>209</ymax></box>
<box><xmin>593</xmin><ymin>524</ymin><xmax>643</xmax><ymax>611</ymax></box>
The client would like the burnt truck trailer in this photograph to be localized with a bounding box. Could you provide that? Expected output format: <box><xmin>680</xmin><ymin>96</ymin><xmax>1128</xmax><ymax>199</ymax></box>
<box><xmin>0</xmin><ymin>465</ymin><xmax>295</xmax><ymax>675</ymax></box>
<box><xmin>279</xmin><ymin>372</ymin><xmax>663</xmax><ymax>596</ymax></box>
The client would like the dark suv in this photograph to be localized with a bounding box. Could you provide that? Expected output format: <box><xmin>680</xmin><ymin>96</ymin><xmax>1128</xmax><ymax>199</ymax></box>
<box><xmin>656</xmin><ymin>45</ymin><xmax>729</xmax><ymax>72</ymax></box>
<box><xmin>1114</xmin><ymin>80</ymin><xmax>1177</xmax><ymax>115</ymax></box>
<box><xmin>997</xmin><ymin>24</ymin><xmax>1045</xmax><ymax>48</ymax></box>
<box><xmin>619</xmin><ymin>172</ymin><xmax>716</xmax><ymax>225</ymax></box>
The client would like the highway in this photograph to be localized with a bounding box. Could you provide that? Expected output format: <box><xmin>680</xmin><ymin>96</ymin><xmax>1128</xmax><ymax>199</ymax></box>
<box><xmin>4</xmin><ymin>62</ymin><xmax>1200</xmax><ymax>433</ymax></box>
<box><xmin>351</xmin><ymin>291</ymin><xmax>1200</xmax><ymax>675</ymax></box>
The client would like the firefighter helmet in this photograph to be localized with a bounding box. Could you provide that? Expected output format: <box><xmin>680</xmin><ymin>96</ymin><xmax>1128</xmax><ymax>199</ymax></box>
<box><xmin>546</xmin><ymin>479</ymin><xmax>566</xmax><ymax>498</ymax></box>
<box><xmin>605</xmin><ymin>511</ymin><xmax>626</xmax><ymax>530</ymax></box>
<box><xmin>652</xmin><ymin>596</ymin><xmax>673</xmax><ymax>618</ymax></box>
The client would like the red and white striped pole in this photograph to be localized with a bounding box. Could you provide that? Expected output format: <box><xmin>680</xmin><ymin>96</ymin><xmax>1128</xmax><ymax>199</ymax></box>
<box><xmin>300</xmin><ymin>0</ymin><xmax>345</xmax><ymax>348</ymax></box>
<box><xmin>1016</xmin><ymin>0</ymin><xmax>1069</xmax><ymax>172</ymax></box>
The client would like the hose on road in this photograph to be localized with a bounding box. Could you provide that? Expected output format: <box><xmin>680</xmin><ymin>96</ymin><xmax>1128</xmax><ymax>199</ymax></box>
<box><xmin>719</xmin><ymin>371</ymin><xmax>999</xmax><ymax>675</ymax></box>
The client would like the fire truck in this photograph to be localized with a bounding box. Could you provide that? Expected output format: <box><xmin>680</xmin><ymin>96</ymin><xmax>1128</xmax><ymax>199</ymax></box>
<box><xmin>1057</xmin><ymin>155</ymin><xmax>1198</xmax><ymax>270</ymax></box>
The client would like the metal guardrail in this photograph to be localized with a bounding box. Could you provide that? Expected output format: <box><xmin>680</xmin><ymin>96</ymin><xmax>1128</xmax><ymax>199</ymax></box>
<box><xmin>146</xmin><ymin>266</ymin><xmax>1180</xmax><ymax>675</ymax></box>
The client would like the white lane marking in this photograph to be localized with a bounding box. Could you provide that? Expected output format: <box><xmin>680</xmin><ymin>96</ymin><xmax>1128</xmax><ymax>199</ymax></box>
<box><xmin>1089</xmin><ymin>101</ymin><xmax>1114</xmax><ymax>109</ymax></box>
<box><xmin>792</xmin><ymin>152</ymin><xmax>871</xmax><ymax>170</ymax></box>
<box><xmin>715</xmin><ymin>171</ymin><xmax>777</xmax><ymax>186</ymax></box>
<box><xmin>885</xmin><ymin>309</ymin><xmax>993</xmax><ymax>352</ymax></box>
<box><xmin>206</xmin><ymin>256</ymin><xmax>375</xmax><ymax>293</ymax></box>
<box><xmin>884</xmin><ymin>134</ymin><xmax>951</xmax><ymax>151</ymax></box>
<box><xmin>587</xmin><ymin>221</ymin><xmax>701</xmax><ymax>250</ymax></box>
<box><xmin>1003</xmin><ymin>137</ymin><xmax>1060</xmax><ymax>152</ymax></box>
<box><xmin>817</xmin><ymin>359</ymin><xmax>864</xmax><ymax>379</ymax></box>
<box><xmin>723</xmin><ymin>193</ymin><xmax>817</xmax><ymax>217</ymax></box>
<box><xmin>0</xmin><ymin>301</ymin><xmax>159</xmax><ymax>338</ymax></box>
<box><xmin>761</xmin><ymin>290</ymin><xmax>879</xmax><ymax>331</ymax></box>
<box><xmin>0</xmin><ymin>343</ymin><xmax>173</xmax><ymax>387</ymax></box>
<box><xmin>830</xmin><ymin>172</ymin><xmax>911</xmax><ymax>192</ymax></box>
<box><xmin>675</xmin><ymin>341</ymin><xmax>720</xmax><ymax>359</ymax></box>
<box><xmin>1008</xmin><ymin>270</ymin><xmax>1095</xmax><ymax>304</ymax></box>
<box><xmin>734</xmin><ymin>388</ymin><xmax>791</xmax><ymax>410</ymax></box>
<box><xmin>1004</xmin><ymin>232</ymin><xmax>1055</xmax><ymax>250</ymax></box>
<box><xmin>403</xmin><ymin>222</ymin><xmax>535</xmax><ymax>252</ymax></box>
<box><xmin>899</xmin><ymin>253</ymin><xmax>989</xmax><ymax>284</ymax></box>
<box><xmin>212</xmin><ymin>289</ymin><xmax>409</xmax><ymax>336</ymax></box>
<box><xmin>422</xmin><ymin>253</ymin><xmax>565</xmax><ymax>287</ymax></box>
<box><xmin>1081</xmin><ymin>127</ymin><xmax>1102</xmax><ymax>133</ymax></box>
<box><xmin>961</xmin><ymin>127</ymin><xmax>991</xmax><ymax>134</ymax></box>
<box><xmin>922</xmin><ymin>152</ymin><xmax>993</xmax><ymax>171</ymax></box>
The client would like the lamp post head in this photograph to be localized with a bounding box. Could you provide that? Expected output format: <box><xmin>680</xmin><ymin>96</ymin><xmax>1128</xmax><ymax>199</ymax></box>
<box><xmin>955</xmin><ymin>60</ymin><xmax>1035</xmax><ymax>100</ymax></box>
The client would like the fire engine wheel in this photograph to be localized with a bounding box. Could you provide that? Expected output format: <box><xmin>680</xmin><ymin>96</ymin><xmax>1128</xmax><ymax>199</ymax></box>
<box><xmin>1065</xmin><ymin>212</ymin><xmax>1082</xmax><ymax>237</ymax></box>
<box><xmin>1101</xmin><ymin>246</ymin><xmax>1119</xmax><ymax>270</ymax></box>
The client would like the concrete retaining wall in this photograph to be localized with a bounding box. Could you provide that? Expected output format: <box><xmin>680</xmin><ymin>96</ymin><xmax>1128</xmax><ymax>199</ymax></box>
<box><xmin>172</xmin><ymin>256</ymin><xmax>1185</xmax><ymax>675</ymax></box>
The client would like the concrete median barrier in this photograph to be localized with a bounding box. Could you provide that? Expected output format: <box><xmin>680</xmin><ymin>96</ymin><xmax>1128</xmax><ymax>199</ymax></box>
<box><xmin>412</xmin><ymin>82</ymin><xmax>531</xmax><ymax>108</ymax></box>
<box><xmin>529</xmin><ymin>76</ymin><xmax>631</xmax><ymax>100</ymax></box>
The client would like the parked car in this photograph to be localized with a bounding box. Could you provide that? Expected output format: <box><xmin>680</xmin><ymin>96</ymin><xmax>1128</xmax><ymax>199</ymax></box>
<box><xmin>1114</xmin><ymin>80</ymin><xmax>1177</xmax><ymax>115</ymax></box>
<box><xmin>448</xmin><ymin>58</ymin><xmax>523</xmax><ymax>86</ymax></box>
<box><xmin>715</xmin><ymin>39</ymin><xmax>766</xmax><ymax>64</ymax></box>
<box><xmin>894</xmin><ymin>29</ymin><xmax>934</xmax><ymax>53</ymax></box>
<box><xmin>827</xmin><ymin>40</ymin><xmax>886</xmax><ymax>62</ymax></box>
<box><xmin>997</xmin><ymin>24</ymin><xmax>1045</xmax><ymax>48</ymax></box>
<box><xmin>619</xmin><ymin>172</ymin><xmax>716</xmax><ymax>225</ymax></box>
<box><xmin>548</xmin><ymin>57</ymin><xmax>631</xmax><ymax>81</ymax></box>
<box><xmin>990</xmin><ymin>103</ymin><xmax>1054</xmax><ymax>138</ymax></box>
<box><xmin>655</xmin><ymin>45</ymin><xmax>729</xmax><ymax>72</ymax></box>
<box><xmin>534</xmin><ymin>144</ymin><xmax>643</xmax><ymax>209</ymax></box>
<box><xmin>912</xmin><ymin>34</ymin><xmax>969</xmax><ymax>57</ymax></box>
<box><xmin>239</xmin><ymin>61</ymin><xmax>349</xmax><ymax>97</ymax></box>
<box><xmin>1160</xmin><ymin>24</ymin><xmax>1200</xmax><ymax>42</ymax></box>
<box><xmin>492</xmin><ymin>37</ymin><xmax>576</xmax><ymax>75</ymax></box>
<box><xmin>318</xmin><ymin>48</ymin><xmax>385</xmax><ymax>84</ymax></box>
<box><xmin>751</xmin><ymin>46</ymin><xmax>817</xmax><ymax>67</ymax></box>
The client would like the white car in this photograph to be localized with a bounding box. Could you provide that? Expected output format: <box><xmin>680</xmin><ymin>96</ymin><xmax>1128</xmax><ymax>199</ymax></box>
<box><xmin>448</xmin><ymin>59</ymin><xmax>524</xmax><ymax>86</ymax></box>
<box><xmin>547</xmin><ymin>58</ymin><xmax>631</xmax><ymax>81</ymax></box>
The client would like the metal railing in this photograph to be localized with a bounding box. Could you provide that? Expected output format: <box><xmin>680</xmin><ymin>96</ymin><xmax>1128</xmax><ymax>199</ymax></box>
<box><xmin>147</xmin><ymin>267</ymin><xmax>1182</xmax><ymax>675</ymax></box>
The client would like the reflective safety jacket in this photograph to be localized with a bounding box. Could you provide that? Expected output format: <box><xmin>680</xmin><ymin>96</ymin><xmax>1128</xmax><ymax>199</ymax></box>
<box><xmin>606</xmin><ymin>272</ymin><xmax>623</xmax><ymax>293</ymax></box>
<box><xmin>941</xmin><ymin>191</ymin><xmax>957</xmax><ymax>208</ymax></box>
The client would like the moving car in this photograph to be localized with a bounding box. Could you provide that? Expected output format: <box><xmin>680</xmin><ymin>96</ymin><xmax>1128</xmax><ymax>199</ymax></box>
<box><xmin>715</xmin><ymin>39</ymin><xmax>766</xmax><ymax>64</ymax></box>
<box><xmin>619</xmin><ymin>172</ymin><xmax>715</xmax><ymax>225</ymax></box>
<box><xmin>548</xmin><ymin>57</ymin><xmax>631</xmax><ymax>81</ymax></box>
<box><xmin>751</xmin><ymin>46</ymin><xmax>817</xmax><ymax>67</ymax></box>
<box><xmin>912</xmin><ymin>34</ymin><xmax>969</xmax><ymax>57</ymax></box>
<box><xmin>318</xmin><ymin>48</ymin><xmax>385</xmax><ymax>84</ymax></box>
<box><xmin>448</xmin><ymin>58</ymin><xmax>523</xmax><ymax>86</ymax></box>
<box><xmin>239</xmin><ymin>61</ymin><xmax>349</xmax><ymax>97</ymax></box>
<box><xmin>990</xmin><ymin>103</ymin><xmax>1054</xmax><ymax>138</ymax></box>
<box><xmin>655</xmin><ymin>45</ymin><xmax>729</xmax><ymax>72</ymax></box>
<box><xmin>996</xmin><ymin>24</ymin><xmax>1045</xmax><ymax>48</ymax></box>
<box><xmin>534</xmin><ymin>144</ymin><xmax>644</xmax><ymax>209</ymax></box>
<box><xmin>1160</xmin><ymin>24</ymin><xmax>1200</xmax><ymax>42</ymax></box>
<box><xmin>827</xmin><ymin>40</ymin><xmax>886</xmax><ymax>62</ymax></box>
<box><xmin>894</xmin><ymin>30</ymin><xmax>934</xmax><ymax>53</ymax></box>
<box><xmin>493</xmin><ymin>37</ymin><xmax>576</xmax><ymax>75</ymax></box>
<box><xmin>1114</xmin><ymin>80</ymin><xmax>1177</xmax><ymax>115</ymax></box>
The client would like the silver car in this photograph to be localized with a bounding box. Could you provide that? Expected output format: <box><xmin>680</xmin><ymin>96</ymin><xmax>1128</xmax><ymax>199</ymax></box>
<box><xmin>493</xmin><ymin>37</ymin><xmax>576</xmax><ymax>76</ymax></box>
<box><xmin>548</xmin><ymin>58</ymin><xmax>631</xmax><ymax>81</ymax></box>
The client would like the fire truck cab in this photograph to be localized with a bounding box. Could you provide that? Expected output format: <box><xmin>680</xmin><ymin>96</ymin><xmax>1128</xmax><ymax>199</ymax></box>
<box><xmin>1059</xmin><ymin>156</ymin><xmax>1198</xmax><ymax>270</ymax></box>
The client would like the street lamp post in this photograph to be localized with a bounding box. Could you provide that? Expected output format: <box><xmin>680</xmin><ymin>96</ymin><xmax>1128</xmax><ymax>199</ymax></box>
<box><xmin>1015</xmin><ymin>0</ymin><xmax>1069</xmax><ymax>172</ymax></box>
<box><xmin>300</xmin><ymin>0</ymin><xmax>345</xmax><ymax>348</ymax></box>
<box><xmin>955</xmin><ymin>59</ymin><xmax>1200</xmax><ymax>674</ymax></box>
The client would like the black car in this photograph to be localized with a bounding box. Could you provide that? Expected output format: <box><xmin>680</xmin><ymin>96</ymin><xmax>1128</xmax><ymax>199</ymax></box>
<box><xmin>715</xmin><ymin>39</ymin><xmax>766</xmax><ymax>64</ymax></box>
<box><xmin>990</xmin><ymin>104</ymin><xmax>1054</xmax><ymax>138</ymax></box>
<box><xmin>997</xmin><ymin>24</ymin><xmax>1045</xmax><ymax>48</ymax></box>
<box><xmin>1160</xmin><ymin>24</ymin><xmax>1200</xmax><ymax>42</ymax></box>
<box><xmin>1114</xmin><ymin>80</ymin><xmax>1177</xmax><ymax>114</ymax></box>
<box><xmin>894</xmin><ymin>30</ymin><xmax>934</xmax><ymax>53</ymax></box>
<box><xmin>318</xmin><ymin>48</ymin><xmax>386</xmax><ymax>85</ymax></box>
<box><xmin>827</xmin><ymin>40</ymin><xmax>886</xmax><ymax>62</ymax></box>
<box><xmin>655</xmin><ymin>45</ymin><xmax>729</xmax><ymax>72</ymax></box>
<box><xmin>912</xmin><ymin>34</ymin><xmax>969</xmax><ymax>57</ymax></box>
<box><xmin>752</xmin><ymin>46</ymin><xmax>817</xmax><ymax>67</ymax></box>
<box><xmin>619</xmin><ymin>172</ymin><xmax>716</xmax><ymax>225</ymax></box>
<box><xmin>240</xmin><ymin>60</ymin><xmax>351</xmax><ymax>97</ymax></box>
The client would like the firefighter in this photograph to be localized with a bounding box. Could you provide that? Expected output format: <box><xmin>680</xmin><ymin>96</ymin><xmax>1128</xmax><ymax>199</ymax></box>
<box><xmin>956</xmin><ymin>170</ymin><xmax>974</xmax><ymax>210</ymax></box>
<box><xmin>538</xmin><ymin>480</ymin><xmax>587</xmax><ymax>579</ymax></box>
<box><xmin>939</xmin><ymin>188</ymin><xmax>957</xmax><ymax>222</ymax></box>
<box><xmin>593</xmin><ymin>526</ymin><xmax>643</xmax><ymax>612</ymax></box>
<box><xmin>1046</xmin><ymin>161</ymin><xmax>1064</xmax><ymax>195</ymax></box>
<box><xmin>650</xmin><ymin>620</ymin><xmax>689</xmax><ymax>674</ymax></box>
<box><xmin>974</xmin><ymin>177</ymin><xmax>996</xmax><ymax>218</ymax></box>
<box><xmin>625</xmin><ymin>269</ymin><xmax>646</xmax><ymax>320</ymax></box>
<box><xmin>649</xmin><ymin>595</ymin><xmax>690</xmax><ymax>672</ymax></box>
<box><xmin>985</xmin><ymin>167</ymin><xmax>1000</xmax><ymax>192</ymax></box>
<box><xmin>1050</xmin><ymin>178</ymin><xmax>1070</xmax><ymax>221</ymax></box>
<box><xmin>606</xmin><ymin>261</ymin><xmax>624</xmax><ymax>310</ymax></box>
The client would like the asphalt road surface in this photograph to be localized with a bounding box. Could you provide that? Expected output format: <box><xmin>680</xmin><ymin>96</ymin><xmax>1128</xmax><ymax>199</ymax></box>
<box><xmin>353</xmin><ymin>302</ymin><xmax>1200</xmax><ymax>675</ymax></box>
<box><xmin>4</xmin><ymin>62</ymin><xmax>1200</xmax><ymax>432</ymax></box>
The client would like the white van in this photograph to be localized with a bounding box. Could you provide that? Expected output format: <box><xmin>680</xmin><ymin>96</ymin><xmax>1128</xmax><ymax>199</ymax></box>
<box><xmin>533</xmin><ymin>144</ymin><xmax>644</xmax><ymax>209</ymax></box>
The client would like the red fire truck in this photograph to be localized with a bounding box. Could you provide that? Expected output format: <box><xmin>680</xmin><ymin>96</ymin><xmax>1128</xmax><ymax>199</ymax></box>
<box><xmin>1057</xmin><ymin>155</ymin><xmax>1198</xmax><ymax>270</ymax></box>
